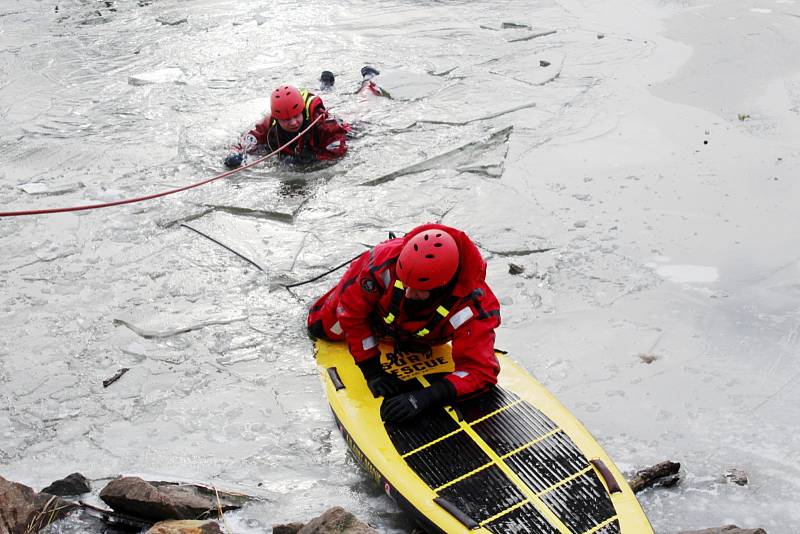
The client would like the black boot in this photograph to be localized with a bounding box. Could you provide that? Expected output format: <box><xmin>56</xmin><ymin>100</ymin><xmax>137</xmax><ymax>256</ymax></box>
<box><xmin>320</xmin><ymin>70</ymin><xmax>335</xmax><ymax>90</ymax></box>
<box><xmin>360</xmin><ymin>66</ymin><xmax>380</xmax><ymax>79</ymax></box>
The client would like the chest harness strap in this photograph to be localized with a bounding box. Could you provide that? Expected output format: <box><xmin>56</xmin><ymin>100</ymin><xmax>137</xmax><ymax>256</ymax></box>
<box><xmin>382</xmin><ymin>279</ymin><xmax>460</xmax><ymax>337</ymax></box>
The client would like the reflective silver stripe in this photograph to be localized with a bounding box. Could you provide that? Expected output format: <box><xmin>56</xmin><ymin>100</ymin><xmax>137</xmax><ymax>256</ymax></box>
<box><xmin>449</xmin><ymin>307</ymin><xmax>474</xmax><ymax>330</ymax></box>
<box><xmin>330</xmin><ymin>321</ymin><xmax>343</xmax><ymax>335</ymax></box>
<box><xmin>453</xmin><ymin>370</ymin><xmax>470</xmax><ymax>378</ymax></box>
<box><xmin>380</xmin><ymin>270</ymin><xmax>391</xmax><ymax>288</ymax></box>
<box><xmin>362</xmin><ymin>336</ymin><xmax>378</xmax><ymax>351</ymax></box>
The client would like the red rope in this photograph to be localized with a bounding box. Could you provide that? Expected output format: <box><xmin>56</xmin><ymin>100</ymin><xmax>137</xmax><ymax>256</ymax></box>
<box><xmin>0</xmin><ymin>114</ymin><xmax>323</xmax><ymax>218</ymax></box>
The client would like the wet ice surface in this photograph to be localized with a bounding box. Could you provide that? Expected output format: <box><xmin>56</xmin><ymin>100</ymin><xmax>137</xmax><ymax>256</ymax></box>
<box><xmin>2</xmin><ymin>0</ymin><xmax>800</xmax><ymax>532</ymax></box>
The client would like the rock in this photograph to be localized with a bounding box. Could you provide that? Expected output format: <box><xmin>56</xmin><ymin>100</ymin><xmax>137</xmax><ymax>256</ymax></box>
<box><xmin>41</xmin><ymin>473</ymin><xmax>91</xmax><ymax>496</ymax></box>
<box><xmin>0</xmin><ymin>475</ymin><xmax>77</xmax><ymax>534</ymax></box>
<box><xmin>99</xmin><ymin>477</ymin><xmax>248</xmax><ymax>521</ymax></box>
<box><xmin>274</xmin><ymin>523</ymin><xmax>305</xmax><ymax>534</ymax></box>
<box><xmin>154</xmin><ymin>481</ymin><xmax>250</xmax><ymax>514</ymax></box>
<box><xmin>724</xmin><ymin>468</ymin><xmax>749</xmax><ymax>486</ymax></box>
<box><xmin>508</xmin><ymin>263</ymin><xmax>525</xmax><ymax>275</ymax></box>
<box><xmin>677</xmin><ymin>526</ymin><xmax>767</xmax><ymax>534</ymax></box>
<box><xmin>597</xmin><ymin>32</ymin><xmax>606</xmax><ymax>39</ymax></box>
<box><xmin>628</xmin><ymin>461</ymin><xmax>681</xmax><ymax>493</ymax></box>
<box><xmin>539</xmin><ymin>60</ymin><xmax>551</xmax><ymax>67</ymax></box>
<box><xmin>146</xmin><ymin>519</ymin><xmax>224</xmax><ymax>534</ymax></box>
<box><xmin>100</xmin><ymin>478</ymin><xmax>182</xmax><ymax>521</ymax></box>
<box><xmin>298</xmin><ymin>507</ymin><xmax>378</xmax><ymax>534</ymax></box>
<box><xmin>638</xmin><ymin>353</ymin><xmax>658</xmax><ymax>364</ymax></box>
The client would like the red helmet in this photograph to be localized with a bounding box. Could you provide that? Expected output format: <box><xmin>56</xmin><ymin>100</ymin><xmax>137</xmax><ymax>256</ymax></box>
<box><xmin>271</xmin><ymin>85</ymin><xmax>304</xmax><ymax>120</ymax></box>
<box><xmin>397</xmin><ymin>230</ymin><xmax>459</xmax><ymax>290</ymax></box>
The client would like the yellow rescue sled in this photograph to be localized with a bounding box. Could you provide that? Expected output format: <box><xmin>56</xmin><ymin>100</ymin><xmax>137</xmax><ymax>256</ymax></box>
<box><xmin>315</xmin><ymin>339</ymin><xmax>654</xmax><ymax>534</ymax></box>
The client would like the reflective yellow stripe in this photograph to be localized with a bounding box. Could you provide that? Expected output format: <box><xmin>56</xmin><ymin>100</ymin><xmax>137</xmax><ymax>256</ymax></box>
<box><xmin>401</xmin><ymin>427</ymin><xmax>464</xmax><ymax>458</ymax></box>
<box><xmin>534</xmin><ymin>465</ymin><xmax>593</xmax><ymax>498</ymax></box>
<box><xmin>582</xmin><ymin>515</ymin><xmax>620</xmax><ymax>534</ymax></box>
<box><xmin>416</xmin><ymin>328</ymin><xmax>430</xmax><ymax>337</ymax></box>
<box><xmin>300</xmin><ymin>89</ymin><xmax>314</xmax><ymax>120</ymax></box>
<box><xmin>436</xmin><ymin>305</ymin><xmax>449</xmax><ymax>317</ymax></box>
<box><xmin>383</xmin><ymin>280</ymin><xmax>403</xmax><ymax>326</ymax></box>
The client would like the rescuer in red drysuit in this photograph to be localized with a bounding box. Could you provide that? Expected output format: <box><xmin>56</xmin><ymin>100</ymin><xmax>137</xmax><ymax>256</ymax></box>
<box><xmin>224</xmin><ymin>67</ymin><xmax>386</xmax><ymax>168</ymax></box>
<box><xmin>307</xmin><ymin>224</ymin><xmax>501</xmax><ymax>423</ymax></box>
<box><xmin>224</xmin><ymin>84</ymin><xmax>350</xmax><ymax>168</ymax></box>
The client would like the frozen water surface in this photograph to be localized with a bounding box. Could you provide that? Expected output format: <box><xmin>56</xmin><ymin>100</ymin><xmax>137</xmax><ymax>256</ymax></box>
<box><xmin>2</xmin><ymin>0</ymin><xmax>800</xmax><ymax>532</ymax></box>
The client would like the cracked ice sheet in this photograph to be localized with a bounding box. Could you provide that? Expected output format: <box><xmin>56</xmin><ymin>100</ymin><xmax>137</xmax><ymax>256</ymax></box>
<box><xmin>1</xmin><ymin>213</ymin><xmax>82</xmax><ymax>272</ymax></box>
<box><xmin>390</xmin><ymin>77</ymin><xmax>542</xmax><ymax>128</ymax></box>
<box><xmin>485</xmin><ymin>50</ymin><xmax>567</xmax><ymax>86</ymax></box>
<box><xmin>362</xmin><ymin>126</ymin><xmax>513</xmax><ymax>185</ymax></box>
<box><xmin>185</xmin><ymin>209</ymin><xmax>307</xmax><ymax>275</ymax></box>
<box><xmin>153</xmin><ymin>168</ymin><xmax>327</xmax><ymax>229</ymax></box>
<box><xmin>365</xmin><ymin>69</ymin><xmax>444</xmax><ymax>100</ymax></box>
<box><xmin>443</xmin><ymin>176</ymin><xmax>566</xmax><ymax>256</ymax></box>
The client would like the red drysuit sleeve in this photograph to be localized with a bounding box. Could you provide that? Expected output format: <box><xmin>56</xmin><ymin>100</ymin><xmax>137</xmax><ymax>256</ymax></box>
<box><xmin>334</xmin><ymin>259</ymin><xmax>383</xmax><ymax>362</ymax></box>
<box><xmin>446</xmin><ymin>305</ymin><xmax>501</xmax><ymax>397</ymax></box>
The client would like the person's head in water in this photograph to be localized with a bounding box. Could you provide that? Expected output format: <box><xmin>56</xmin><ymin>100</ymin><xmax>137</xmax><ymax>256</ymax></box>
<box><xmin>271</xmin><ymin>85</ymin><xmax>305</xmax><ymax>132</ymax></box>
<box><xmin>396</xmin><ymin>229</ymin><xmax>459</xmax><ymax>301</ymax></box>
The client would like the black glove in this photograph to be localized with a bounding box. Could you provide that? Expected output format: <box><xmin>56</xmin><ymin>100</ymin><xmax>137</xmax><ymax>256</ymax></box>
<box><xmin>281</xmin><ymin>153</ymin><xmax>315</xmax><ymax>166</ymax></box>
<box><xmin>357</xmin><ymin>356</ymin><xmax>405</xmax><ymax>398</ymax></box>
<box><xmin>380</xmin><ymin>380</ymin><xmax>456</xmax><ymax>423</ymax></box>
<box><xmin>224</xmin><ymin>152</ymin><xmax>243</xmax><ymax>169</ymax></box>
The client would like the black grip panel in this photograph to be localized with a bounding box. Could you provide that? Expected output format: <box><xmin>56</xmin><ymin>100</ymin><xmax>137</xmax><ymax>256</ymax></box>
<box><xmin>434</xmin><ymin>497</ymin><xmax>480</xmax><ymax>529</ymax></box>
<box><xmin>591</xmin><ymin>458</ymin><xmax>622</xmax><ymax>494</ymax></box>
<box><xmin>327</xmin><ymin>367</ymin><xmax>345</xmax><ymax>390</ymax></box>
